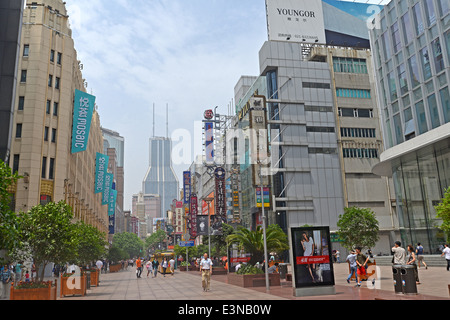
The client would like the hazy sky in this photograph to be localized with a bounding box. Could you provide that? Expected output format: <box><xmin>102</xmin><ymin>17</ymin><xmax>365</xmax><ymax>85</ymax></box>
<box><xmin>65</xmin><ymin>0</ymin><xmax>390</xmax><ymax>210</ymax></box>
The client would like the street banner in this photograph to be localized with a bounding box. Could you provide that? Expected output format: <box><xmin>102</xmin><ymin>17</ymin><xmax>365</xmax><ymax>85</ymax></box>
<box><xmin>256</xmin><ymin>187</ymin><xmax>270</xmax><ymax>208</ymax></box>
<box><xmin>108</xmin><ymin>189</ymin><xmax>117</xmax><ymax>217</ymax></box>
<box><xmin>71</xmin><ymin>89</ymin><xmax>95</xmax><ymax>154</ymax></box>
<box><xmin>196</xmin><ymin>215</ymin><xmax>209</xmax><ymax>236</ymax></box>
<box><xmin>183</xmin><ymin>171</ymin><xmax>191</xmax><ymax>204</ymax></box>
<box><xmin>205</xmin><ymin>122</ymin><xmax>214</xmax><ymax>164</ymax></box>
<box><xmin>102</xmin><ymin>172</ymin><xmax>113</xmax><ymax>205</ymax></box>
<box><xmin>190</xmin><ymin>195</ymin><xmax>198</xmax><ymax>239</ymax></box>
<box><xmin>95</xmin><ymin>153</ymin><xmax>109</xmax><ymax>194</ymax></box>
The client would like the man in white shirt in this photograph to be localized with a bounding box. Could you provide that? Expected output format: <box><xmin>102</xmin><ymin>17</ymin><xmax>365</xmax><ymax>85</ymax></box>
<box><xmin>441</xmin><ymin>244</ymin><xmax>450</xmax><ymax>271</ymax></box>
<box><xmin>96</xmin><ymin>260</ymin><xmax>103</xmax><ymax>282</ymax></box>
<box><xmin>200</xmin><ymin>253</ymin><xmax>213</xmax><ymax>292</ymax></box>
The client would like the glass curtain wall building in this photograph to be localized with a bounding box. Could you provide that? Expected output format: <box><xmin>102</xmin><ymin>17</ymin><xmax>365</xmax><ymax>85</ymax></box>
<box><xmin>371</xmin><ymin>0</ymin><xmax>450</xmax><ymax>253</ymax></box>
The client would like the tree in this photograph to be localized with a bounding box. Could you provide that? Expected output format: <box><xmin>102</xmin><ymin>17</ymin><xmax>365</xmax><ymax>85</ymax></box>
<box><xmin>202</xmin><ymin>223</ymin><xmax>235</xmax><ymax>257</ymax></box>
<box><xmin>73</xmin><ymin>221</ymin><xmax>108</xmax><ymax>266</ymax></box>
<box><xmin>111</xmin><ymin>232</ymin><xmax>144</xmax><ymax>259</ymax></box>
<box><xmin>145</xmin><ymin>229</ymin><xmax>166</xmax><ymax>253</ymax></box>
<box><xmin>15</xmin><ymin>201</ymin><xmax>78</xmax><ymax>282</ymax></box>
<box><xmin>0</xmin><ymin>160</ymin><xmax>21</xmax><ymax>251</ymax></box>
<box><xmin>435</xmin><ymin>187</ymin><xmax>450</xmax><ymax>242</ymax></box>
<box><xmin>337</xmin><ymin>207</ymin><xmax>380</xmax><ymax>251</ymax></box>
<box><xmin>226</xmin><ymin>224</ymin><xmax>289</xmax><ymax>265</ymax></box>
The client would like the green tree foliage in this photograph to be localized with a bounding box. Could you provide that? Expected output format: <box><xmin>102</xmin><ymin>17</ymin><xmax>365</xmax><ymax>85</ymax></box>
<box><xmin>202</xmin><ymin>223</ymin><xmax>235</xmax><ymax>257</ymax></box>
<box><xmin>15</xmin><ymin>201</ymin><xmax>78</xmax><ymax>282</ymax></box>
<box><xmin>74</xmin><ymin>221</ymin><xmax>108</xmax><ymax>265</ymax></box>
<box><xmin>145</xmin><ymin>229</ymin><xmax>166</xmax><ymax>253</ymax></box>
<box><xmin>435</xmin><ymin>187</ymin><xmax>450</xmax><ymax>242</ymax></box>
<box><xmin>111</xmin><ymin>232</ymin><xmax>144</xmax><ymax>259</ymax></box>
<box><xmin>0</xmin><ymin>160</ymin><xmax>20</xmax><ymax>251</ymax></box>
<box><xmin>226</xmin><ymin>224</ymin><xmax>289</xmax><ymax>264</ymax></box>
<box><xmin>337</xmin><ymin>207</ymin><xmax>380</xmax><ymax>250</ymax></box>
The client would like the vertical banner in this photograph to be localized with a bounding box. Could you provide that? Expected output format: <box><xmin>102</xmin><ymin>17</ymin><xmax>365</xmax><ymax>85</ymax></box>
<box><xmin>72</xmin><ymin>89</ymin><xmax>95</xmax><ymax>154</ymax></box>
<box><xmin>196</xmin><ymin>215</ymin><xmax>209</xmax><ymax>236</ymax></box>
<box><xmin>291</xmin><ymin>226</ymin><xmax>335</xmax><ymax>288</ymax></box>
<box><xmin>109</xmin><ymin>215</ymin><xmax>115</xmax><ymax>235</ymax></box>
<box><xmin>102</xmin><ymin>173</ymin><xmax>113</xmax><ymax>205</ymax></box>
<box><xmin>205</xmin><ymin>122</ymin><xmax>214</xmax><ymax>164</ymax></box>
<box><xmin>95</xmin><ymin>153</ymin><xmax>109</xmax><ymax>194</ymax></box>
<box><xmin>256</xmin><ymin>187</ymin><xmax>270</xmax><ymax>208</ymax></box>
<box><xmin>108</xmin><ymin>189</ymin><xmax>117</xmax><ymax>217</ymax></box>
<box><xmin>213</xmin><ymin>167</ymin><xmax>226</xmax><ymax>235</ymax></box>
<box><xmin>190</xmin><ymin>194</ymin><xmax>198</xmax><ymax>239</ymax></box>
<box><xmin>183</xmin><ymin>171</ymin><xmax>191</xmax><ymax>204</ymax></box>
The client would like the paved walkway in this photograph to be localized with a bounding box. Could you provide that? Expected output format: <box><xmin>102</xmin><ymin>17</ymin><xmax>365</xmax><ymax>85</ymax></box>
<box><xmin>58</xmin><ymin>263</ymin><xmax>450</xmax><ymax>301</ymax></box>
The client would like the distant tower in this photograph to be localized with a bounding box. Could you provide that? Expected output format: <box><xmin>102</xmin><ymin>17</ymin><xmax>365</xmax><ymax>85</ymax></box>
<box><xmin>143</xmin><ymin>104</ymin><xmax>179</xmax><ymax>218</ymax></box>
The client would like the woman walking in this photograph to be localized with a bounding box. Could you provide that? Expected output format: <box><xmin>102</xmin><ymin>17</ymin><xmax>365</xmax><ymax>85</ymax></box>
<box><xmin>161</xmin><ymin>258</ymin><xmax>168</xmax><ymax>277</ymax></box>
<box><xmin>407</xmin><ymin>245</ymin><xmax>420</xmax><ymax>284</ymax></box>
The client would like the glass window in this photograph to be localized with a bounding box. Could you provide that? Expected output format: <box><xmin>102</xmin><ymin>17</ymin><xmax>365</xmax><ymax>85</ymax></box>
<box><xmin>419</xmin><ymin>46</ymin><xmax>432</xmax><ymax>81</ymax></box>
<box><xmin>50</xmin><ymin>50</ymin><xmax>55</xmax><ymax>62</ymax></box>
<box><xmin>387</xmin><ymin>72</ymin><xmax>398</xmax><ymax>101</ymax></box>
<box><xmin>393</xmin><ymin>114</ymin><xmax>404</xmax><ymax>144</ymax></box>
<box><xmin>445</xmin><ymin>30</ymin><xmax>450</xmax><ymax>68</ymax></box>
<box><xmin>382</xmin><ymin>31</ymin><xmax>392</xmax><ymax>60</ymax></box>
<box><xmin>51</xmin><ymin>128</ymin><xmax>57</xmax><ymax>143</ymax></box>
<box><xmin>57</xmin><ymin>52</ymin><xmax>62</xmax><ymax>65</ymax></box>
<box><xmin>427</xmin><ymin>93</ymin><xmax>441</xmax><ymax>128</ymax></box>
<box><xmin>20</xmin><ymin>70</ymin><xmax>27</xmax><ymax>82</ymax></box>
<box><xmin>18</xmin><ymin>97</ymin><xmax>25</xmax><ymax>111</ymax></box>
<box><xmin>413</xmin><ymin>3</ymin><xmax>425</xmax><ymax>36</ymax></box>
<box><xmin>401</xmin><ymin>12</ymin><xmax>414</xmax><ymax>45</ymax></box>
<box><xmin>46</xmin><ymin>100</ymin><xmax>51</xmax><ymax>114</ymax></box>
<box><xmin>49</xmin><ymin>158</ymin><xmax>55</xmax><ymax>180</ymax></box>
<box><xmin>16</xmin><ymin>123</ymin><xmax>22</xmax><ymax>138</ymax></box>
<box><xmin>44</xmin><ymin>126</ymin><xmax>49</xmax><ymax>141</ymax></box>
<box><xmin>13</xmin><ymin>155</ymin><xmax>20</xmax><ymax>174</ymax></box>
<box><xmin>391</xmin><ymin>22</ymin><xmax>402</xmax><ymax>53</ymax></box>
<box><xmin>424</xmin><ymin>0</ymin><xmax>437</xmax><ymax>26</ymax></box>
<box><xmin>53</xmin><ymin>102</ymin><xmax>58</xmax><ymax>116</ymax></box>
<box><xmin>431</xmin><ymin>38</ymin><xmax>445</xmax><ymax>74</ymax></box>
<box><xmin>42</xmin><ymin>157</ymin><xmax>47</xmax><ymax>179</ymax></box>
<box><xmin>438</xmin><ymin>0</ymin><xmax>450</xmax><ymax>17</ymax></box>
<box><xmin>415</xmin><ymin>100</ymin><xmax>428</xmax><ymax>134</ymax></box>
<box><xmin>23</xmin><ymin>45</ymin><xmax>29</xmax><ymax>57</ymax></box>
<box><xmin>408</xmin><ymin>55</ymin><xmax>421</xmax><ymax>88</ymax></box>
<box><xmin>48</xmin><ymin>75</ymin><xmax>53</xmax><ymax>87</ymax></box>
<box><xmin>439</xmin><ymin>86</ymin><xmax>450</xmax><ymax>123</ymax></box>
<box><xmin>397</xmin><ymin>63</ymin><xmax>409</xmax><ymax>95</ymax></box>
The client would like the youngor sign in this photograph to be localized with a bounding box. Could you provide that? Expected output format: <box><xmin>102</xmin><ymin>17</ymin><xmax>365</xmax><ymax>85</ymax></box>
<box><xmin>71</xmin><ymin>89</ymin><xmax>95</xmax><ymax>154</ymax></box>
<box><xmin>266</xmin><ymin>0</ymin><xmax>326</xmax><ymax>44</ymax></box>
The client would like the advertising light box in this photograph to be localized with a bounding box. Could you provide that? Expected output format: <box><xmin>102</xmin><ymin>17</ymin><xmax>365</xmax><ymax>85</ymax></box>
<box><xmin>266</xmin><ymin>0</ymin><xmax>326</xmax><ymax>44</ymax></box>
<box><xmin>291</xmin><ymin>226</ymin><xmax>335</xmax><ymax>288</ymax></box>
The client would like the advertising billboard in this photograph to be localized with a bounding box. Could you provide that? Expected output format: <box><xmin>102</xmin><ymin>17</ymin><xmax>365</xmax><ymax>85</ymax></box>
<box><xmin>266</xmin><ymin>0</ymin><xmax>326</xmax><ymax>44</ymax></box>
<box><xmin>95</xmin><ymin>153</ymin><xmax>109</xmax><ymax>194</ymax></box>
<box><xmin>291</xmin><ymin>226</ymin><xmax>335</xmax><ymax>288</ymax></box>
<box><xmin>71</xmin><ymin>89</ymin><xmax>95</xmax><ymax>154</ymax></box>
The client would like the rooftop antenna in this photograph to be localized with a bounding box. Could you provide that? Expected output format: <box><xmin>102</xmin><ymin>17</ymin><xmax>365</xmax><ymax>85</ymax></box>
<box><xmin>153</xmin><ymin>103</ymin><xmax>155</xmax><ymax>138</ymax></box>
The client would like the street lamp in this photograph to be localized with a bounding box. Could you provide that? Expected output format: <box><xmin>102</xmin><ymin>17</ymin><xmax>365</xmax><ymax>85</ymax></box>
<box><xmin>203</xmin><ymin>197</ymin><xmax>214</xmax><ymax>259</ymax></box>
<box><xmin>259</xmin><ymin>162</ymin><xmax>270</xmax><ymax>292</ymax></box>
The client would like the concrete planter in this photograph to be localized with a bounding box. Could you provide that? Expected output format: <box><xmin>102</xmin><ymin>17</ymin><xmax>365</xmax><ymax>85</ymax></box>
<box><xmin>227</xmin><ymin>272</ymin><xmax>280</xmax><ymax>288</ymax></box>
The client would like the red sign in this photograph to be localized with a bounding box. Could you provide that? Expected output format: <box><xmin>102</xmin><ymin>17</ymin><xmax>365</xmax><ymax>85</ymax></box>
<box><xmin>204</xmin><ymin>109</ymin><xmax>214</xmax><ymax>120</ymax></box>
<box><xmin>296</xmin><ymin>255</ymin><xmax>330</xmax><ymax>265</ymax></box>
<box><xmin>230</xmin><ymin>257</ymin><xmax>251</xmax><ymax>263</ymax></box>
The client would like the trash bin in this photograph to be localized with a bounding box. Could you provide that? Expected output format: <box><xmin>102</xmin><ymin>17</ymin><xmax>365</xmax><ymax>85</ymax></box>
<box><xmin>400</xmin><ymin>265</ymin><xmax>417</xmax><ymax>295</ymax></box>
<box><xmin>278</xmin><ymin>263</ymin><xmax>288</xmax><ymax>280</ymax></box>
<box><xmin>392</xmin><ymin>265</ymin><xmax>402</xmax><ymax>294</ymax></box>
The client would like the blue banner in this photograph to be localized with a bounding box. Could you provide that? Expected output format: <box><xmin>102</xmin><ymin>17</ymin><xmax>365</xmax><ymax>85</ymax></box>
<box><xmin>71</xmin><ymin>89</ymin><xmax>95</xmax><ymax>154</ymax></box>
<box><xmin>102</xmin><ymin>173</ymin><xmax>113</xmax><ymax>205</ymax></box>
<box><xmin>95</xmin><ymin>153</ymin><xmax>109</xmax><ymax>194</ymax></box>
<box><xmin>108</xmin><ymin>189</ymin><xmax>117</xmax><ymax>217</ymax></box>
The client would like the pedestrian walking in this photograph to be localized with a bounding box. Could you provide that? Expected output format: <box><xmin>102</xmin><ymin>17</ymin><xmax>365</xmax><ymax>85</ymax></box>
<box><xmin>169</xmin><ymin>257</ymin><xmax>175</xmax><ymax>276</ymax></box>
<box><xmin>336</xmin><ymin>250</ymin><xmax>340</xmax><ymax>263</ymax></box>
<box><xmin>200</xmin><ymin>253</ymin><xmax>213</xmax><ymax>292</ymax></box>
<box><xmin>14</xmin><ymin>261</ymin><xmax>23</xmax><ymax>283</ymax></box>
<box><xmin>146</xmin><ymin>260</ymin><xmax>152</xmax><ymax>278</ymax></box>
<box><xmin>152</xmin><ymin>259</ymin><xmax>159</xmax><ymax>278</ymax></box>
<box><xmin>355</xmin><ymin>247</ymin><xmax>371</xmax><ymax>287</ymax></box>
<box><xmin>406</xmin><ymin>245</ymin><xmax>420</xmax><ymax>284</ymax></box>
<box><xmin>161</xmin><ymin>258</ymin><xmax>168</xmax><ymax>277</ymax></box>
<box><xmin>136</xmin><ymin>257</ymin><xmax>142</xmax><ymax>278</ymax></box>
<box><xmin>392</xmin><ymin>241</ymin><xmax>406</xmax><ymax>265</ymax></box>
<box><xmin>0</xmin><ymin>264</ymin><xmax>11</xmax><ymax>300</ymax></box>
<box><xmin>96</xmin><ymin>259</ymin><xmax>103</xmax><ymax>282</ymax></box>
<box><xmin>441</xmin><ymin>244</ymin><xmax>450</xmax><ymax>271</ymax></box>
<box><xmin>415</xmin><ymin>243</ymin><xmax>428</xmax><ymax>269</ymax></box>
<box><xmin>346</xmin><ymin>250</ymin><xmax>357</xmax><ymax>284</ymax></box>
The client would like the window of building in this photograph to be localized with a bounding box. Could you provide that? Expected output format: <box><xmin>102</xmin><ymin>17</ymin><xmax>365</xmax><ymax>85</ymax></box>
<box><xmin>431</xmin><ymin>37</ymin><xmax>445</xmax><ymax>74</ymax></box>
<box><xmin>42</xmin><ymin>157</ymin><xmax>47</xmax><ymax>179</ymax></box>
<box><xmin>336</xmin><ymin>88</ymin><xmax>371</xmax><ymax>99</ymax></box>
<box><xmin>438</xmin><ymin>0</ymin><xmax>450</xmax><ymax>17</ymax></box>
<box><xmin>55</xmin><ymin>77</ymin><xmax>60</xmax><ymax>89</ymax></box>
<box><xmin>49</xmin><ymin>158</ymin><xmax>55</xmax><ymax>180</ymax></box>
<box><xmin>304</xmin><ymin>105</ymin><xmax>333</xmax><ymax>113</ymax></box>
<box><xmin>46</xmin><ymin>100</ymin><xmax>51</xmax><ymax>114</ymax></box>
<box><xmin>381</xmin><ymin>31</ymin><xmax>392</xmax><ymax>60</ymax></box>
<box><xmin>397</xmin><ymin>63</ymin><xmax>409</xmax><ymax>95</ymax></box>
<box><xmin>15</xmin><ymin>124</ymin><xmax>22</xmax><ymax>138</ymax></box>
<box><xmin>415</xmin><ymin>100</ymin><xmax>428</xmax><ymax>134</ymax></box>
<box><xmin>50</xmin><ymin>50</ymin><xmax>55</xmax><ymax>62</ymax></box>
<box><xmin>44</xmin><ymin>126</ymin><xmax>49</xmax><ymax>141</ymax></box>
<box><xmin>13</xmin><ymin>155</ymin><xmax>20</xmax><ymax>174</ymax></box>
<box><xmin>48</xmin><ymin>75</ymin><xmax>53</xmax><ymax>87</ymax></box>
<box><xmin>303</xmin><ymin>82</ymin><xmax>331</xmax><ymax>89</ymax></box>
<box><xmin>20</xmin><ymin>70</ymin><xmax>27</xmax><ymax>83</ymax></box>
<box><xmin>427</xmin><ymin>93</ymin><xmax>441</xmax><ymax>128</ymax></box>
<box><xmin>424</xmin><ymin>0</ymin><xmax>437</xmax><ymax>27</ymax></box>
<box><xmin>419</xmin><ymin>46</ymin><xmax>432</xmax><ymax>81</ymax></box>
<box><xmin>446</xmin><ymin>31</ymin><xmax>450</xmax><ymax>68</ymax></box>
<box><xmin>393</xmin><ymin>113</ymin><xmax>404</xmax><ymax>144</ymax></box>
<box><xmin>413</xmin><ymin>3</ymin><xmax>425</xmax><ymax>36</ymax></box>
<box><xmin>308</xmin><ymin>148</ymin><xmax>337</xmax><ymax>155</ymax></box>
<box><xmin>18</xmin><ymin>97</ymin><xmax>25</xmax><ymax>111</ymax></box>
<box><xmin>401</xmin><ymin>12</ymin><xmax>414</xmax><ymax>45</ymax></box>
<box><xmin>440</xmin><ymin>86</ymin><xmax>450</xmax><ymax>123</ymax></box>
<box><xmin>340</xmin><ymin>128</ymin><xmax>376</xmax><ymax>138</ymax></box>
<box><xmin>408</xmin><ymin>54</ymin><xmax>421</xmax><ymax>88</ymax></box>
<box><xmin>57</xmin><ymin>52</ymin><xmax>62</xmax><ymax>65</ymax></box>
<box><xmin>23</xmin><ymin>45</ymin><xmax>29</xmax><ymax>57</ymax></box>
<box><xmin>343</xmin><ymin>148</ymin><xmax>379</xmax><ymax>159</ymax></box>
<box><xmin>391</xmin><ymin>22</ymin><xmax>402</xmax><ymax>54</ymax></box>
<box><xmin>53</xmin><ymin>102</ymin><xmax>58</xmax><ymax>116</ymax></box>
<box><xmin>387</xmin><ymin>71</ymin><xmax>398</xmax><ymax>101</ymax></box>
<box><xmin>333</xmin><ymin>57</ymin><xmax>368</xmax><ymax>74</ymax></box>
<box><xmin>306</xmin><ymin>126</ymin><xmax>335</xmax><ymax>133</ymax></box>
<box><xmin>51</xmin><ymin>128</ymin><xmax>57</xmax><ymax>143</ymax></box>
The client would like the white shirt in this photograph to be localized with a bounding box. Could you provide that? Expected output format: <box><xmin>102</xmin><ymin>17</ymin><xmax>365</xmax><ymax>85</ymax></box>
<box><xmin>96</xmin><ymin>260</ymin><xmax>103</xmax><ymax>269</ymax></box>
<box><xmin>443</xmin><ymin>247</ymin><xmax>450</xmax><ymax>260</ymax></box>
<box><xmin>200</xmin><ymin>258</ymin><xmax>212</xmax><ymax>270</ymax></box>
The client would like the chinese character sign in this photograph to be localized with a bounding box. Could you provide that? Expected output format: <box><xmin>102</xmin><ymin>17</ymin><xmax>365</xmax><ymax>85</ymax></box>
<box><xmin>183</xmin><ymin>171</ymin><xmax>191</xmax><ymax>204</ymax></box>
<box><xmin>72</xmin><ymin>89</ymin><xmax>95</xmax><ymax>154</ymax></box>
<box><xmin>95</xmin><ymin>153</ymin><xmax>109</xmax><ymax>194</ymax></box>
<box><xmin>190</xmin><ymin>195</ymin><xmax>198</xmax><ymax>239</ymax></box>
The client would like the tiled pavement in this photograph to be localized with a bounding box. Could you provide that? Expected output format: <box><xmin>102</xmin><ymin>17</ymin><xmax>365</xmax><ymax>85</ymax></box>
<box><xmin>59</xmin><ymin>263</ymin><xmax>450</xmax><ymax>301</ymax></box>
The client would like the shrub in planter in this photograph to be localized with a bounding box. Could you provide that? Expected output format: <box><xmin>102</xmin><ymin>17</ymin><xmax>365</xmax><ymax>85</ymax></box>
<box><xmin>236</xmin><ymin>264</ymin><xmax>264</xmax><ymax>275</ymax></box>
<box><xmin>10</xmin><ymin>280</ymin><xmax>57</xmax><ymax>300</ymax></box>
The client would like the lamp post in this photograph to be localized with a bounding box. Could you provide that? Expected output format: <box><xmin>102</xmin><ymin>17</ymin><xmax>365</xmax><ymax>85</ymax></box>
<box><xmin>259</xmin><ymin>163</ymin><xmax>270</xmax><ymax>292</ymax></box>
<box><xmin>203</xmin><ymin>197</ymin><xmax>214</xmax><ymax>259</ymax></box>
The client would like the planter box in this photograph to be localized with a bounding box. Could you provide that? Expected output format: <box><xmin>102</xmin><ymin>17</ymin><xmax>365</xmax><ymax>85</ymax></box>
<box><xmin>60</xmin><ymin>275</ymin><xmax>87</xmax><ymax>297</ymax></box>
<box><xmin>109</xmin><ymin>264</ymin><xmax>122</xmax><ymax>273</ymax></box>
<box><xmin>10</xmin><ymin>280</ymin><xmax>57</xmax><ymax>300</ymax></box>
<box><xmin>212</xmin><ymin>267</ymin><xmax>227</xmax><ymax>275</ymax></box>
<box><xmin>227</xmin><ymin>272</ymin><xmax>281</xmax><ymax>288</ymax></box>
<box><xmin>88</xmin><ymin>269</ymin><xmax>99</xmax><ymax>286</ymax></box>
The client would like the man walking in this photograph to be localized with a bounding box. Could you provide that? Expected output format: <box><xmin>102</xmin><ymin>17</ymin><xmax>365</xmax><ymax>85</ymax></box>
<box><xmin>415</xmin><ymin>243</ymin><xmax>428</xmax><ymax>269</ymax></box>
<box><xmin>136</xmin><ymin>257</ymin><xmax>142</xmax><ymax>278</ymax></box>
<box><xmin>346</xmin><ymin>250</ymin><xmax>357</xmax><ymax>284</ymax></box>
<box><xmin>96</xmin><ymin>259</ymin><xmax>103</xmax><ymax>282</ymax></box>
<box><xmin>200</xmin><ymin>253</ymin><xmax>213</xmax><ymax>292</ymax></box>
<box><xmin>441</xmin><ymin>244</ymin><xmax>450</xmax><ymax>271</ymax></box>
<box><xmin>392</xmin><ymin>241</ymin><xmax>406</xmax><ymax>265</ymax></box>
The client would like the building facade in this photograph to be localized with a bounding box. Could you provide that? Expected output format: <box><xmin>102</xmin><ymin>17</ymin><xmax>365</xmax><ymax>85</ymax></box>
<box><xmin>371</xmin><ymin>0</ymin><xmax>450</xmax><ymax>253</ymax></box>
<box><xmin>8</xmin><ymin>0</ymin><xmax>107</xmax><ymax>234</ymax></box>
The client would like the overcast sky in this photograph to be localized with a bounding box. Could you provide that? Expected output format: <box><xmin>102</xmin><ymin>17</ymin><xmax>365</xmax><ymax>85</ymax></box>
<box><xmin>65</xmin><ymin>0</ymin><xmax>390</xmax><ymax>211</ymax></box>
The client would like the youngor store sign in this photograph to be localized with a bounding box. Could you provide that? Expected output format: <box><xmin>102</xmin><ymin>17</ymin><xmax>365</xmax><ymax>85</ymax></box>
<box><xmin>266</xmin><ymin>0</ymin><xmax>326</xmax><ymax>44</ymax></box>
